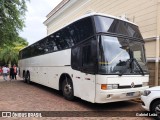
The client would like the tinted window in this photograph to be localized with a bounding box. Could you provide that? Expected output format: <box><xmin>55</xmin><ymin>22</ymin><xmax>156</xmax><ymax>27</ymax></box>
<box><xmin>20</xmin><ymin>17</ymin><xmax>95</xmax><ymax>59</ymax></box>
<box><xmin>48</xmin><ymin>35</ymin><xmax>58</xmax><ymax>52</ymax></box>
<box><xmin>98</xmin><ymin>35</ymin><xmax>148</xmax><ymax>75</ymax></box>
<box><xmin>94</xmin><ymin>16</ymin><xmax>143</xmax><ymax>39</ymax></box>
<box><xmin>82</xmin><ymin>45</ymin><xmax>92</xmax><ymax>67</ymax></box>
<box><xmin>71</xmin><ymin>46</ymin><xmax>81</xmax><ymax>70</ymax></box>
<box><xmin>69</xmin><ymin>17</ymin><xmax>94</xmax><ymax>44</ymax></box>
<box><xmin>71</xmin><ymin>37</ymin><xmax>97</xmax><ymax>73</ymax></box>
<box><xmin>22</xmin><ymin>47</ymin><xmax>31</xmax><ymax>59</ymax></box>
<box><xmin>36</xmin><ymin>39</ymin><xmax>46</xmax><ymax>55</ymax></box>
<box><xmin>18</xmin><ymin>51</ymin><xmax>22</xmax><ymax>59</ymax></box>
<box><xmin>62</xmin><ymin>27</ymin><xmax>74</xmax><ymax>47</ymax></box>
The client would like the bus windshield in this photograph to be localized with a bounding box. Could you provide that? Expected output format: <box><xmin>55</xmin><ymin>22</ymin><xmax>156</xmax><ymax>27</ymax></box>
<box><xmin>94</xmin><ymin>15</ymin><xmax>143</xmax><ymax>39</ymax></box>
<box><xmin>98</xmin><ymin>35</ymin><xmax>148</xmax><ymax>75</ymax></box>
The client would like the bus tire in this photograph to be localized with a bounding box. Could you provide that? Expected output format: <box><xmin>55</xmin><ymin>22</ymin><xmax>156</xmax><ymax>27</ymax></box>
<box><xmin>23</xmin><ymin>71</ymin><xmax>26</xmax><ymax>83</ymax></box>
<box><xmin>62</xmin><ymin>77</ymin><xmax>74</xmax><ymax>100</ymax></box>
<box><xmin>25</xmin><ymin>72</ymin><xmax>31</xmax><ymax>84</ymax></box>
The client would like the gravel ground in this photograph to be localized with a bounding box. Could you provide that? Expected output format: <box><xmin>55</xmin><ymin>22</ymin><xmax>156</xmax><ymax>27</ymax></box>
<box><xmin>0</xmin><ymin>76</ymin><xmax>154</xmax><ymax>120</ymax></box>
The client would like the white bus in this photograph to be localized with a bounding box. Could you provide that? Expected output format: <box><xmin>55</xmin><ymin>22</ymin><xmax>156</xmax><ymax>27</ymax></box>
<box><xmin>18</xmin><ymin>13</ymin><xmax>149</xmax><ymax>103</ymax></box>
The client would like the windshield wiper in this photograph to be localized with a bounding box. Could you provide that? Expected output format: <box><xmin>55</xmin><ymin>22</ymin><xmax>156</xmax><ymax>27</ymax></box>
<box><xmin>119</xmin><ymin>58</ymin><xmax>144</xmax><ymax>76</ymax></box>
<box><xmin>119</xmin><ymin>59</ymin><xmax>131</xmax><ymax>76</ymax></box>
<box><xmin>132</xmin><ymin>58</ymin><xmax>144</xmax><ymax>76</ymax></box>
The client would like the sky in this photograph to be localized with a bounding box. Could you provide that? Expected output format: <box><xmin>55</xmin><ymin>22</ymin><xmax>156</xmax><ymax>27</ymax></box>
<box><xmin>20</xmin><ymin>0</ymin><xmax>62</xmax><ymax>45</ymax></box>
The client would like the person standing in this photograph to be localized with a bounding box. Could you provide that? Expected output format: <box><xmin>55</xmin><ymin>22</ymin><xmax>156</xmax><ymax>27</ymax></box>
<box><xmin>2</xmin><ymin>65</ymin><xmax>9</xmax><ymax>80</ymax></box>
<box><xmin>13</xmin><ymin>64</ymin><xmax>17</xmax><ymax>80</ymax></box>
<box><xmin>10</xmin><ymin>65</ymin><xmax>14</xmax><ymax>80</ymax></box>
<box><xmin>0</xmin><ymin>66</ymin><xmax>2</xmax><ymax>76</ymax></box>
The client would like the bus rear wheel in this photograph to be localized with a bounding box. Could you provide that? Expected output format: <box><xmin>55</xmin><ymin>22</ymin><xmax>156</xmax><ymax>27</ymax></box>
<box><xmin>62</xmin><ymin>77</ymin><xmax>74</xmax><ymax>100</ymax></box>
<box><xmin>25</xmin><ymin>73</ymin><xmax>31</xmax><ymax>84</ymax></box>
<box><xmin>23</xmin><ymin>72</ymin><xmax>26</xmax><ymax>82</ymax></box>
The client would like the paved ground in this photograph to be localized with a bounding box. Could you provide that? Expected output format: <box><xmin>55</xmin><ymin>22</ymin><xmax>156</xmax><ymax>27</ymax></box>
<box><xmin>0</xmin><ymin>76</ymin><xmax>154</xmax><ymax>120</ymax></box>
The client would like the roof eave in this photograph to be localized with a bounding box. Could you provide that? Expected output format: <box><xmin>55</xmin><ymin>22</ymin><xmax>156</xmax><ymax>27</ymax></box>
<box><xmin>44</xmin><ymin>0</ymin><xmax>78</xmax><ymax>26</ymax></box>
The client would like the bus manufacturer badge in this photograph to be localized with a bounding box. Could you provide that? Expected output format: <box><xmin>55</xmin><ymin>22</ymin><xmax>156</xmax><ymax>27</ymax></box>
<box><xmin>131</xmin><ymin>82</ymin><xmax>135</xmax><ymax>88</ymax></box>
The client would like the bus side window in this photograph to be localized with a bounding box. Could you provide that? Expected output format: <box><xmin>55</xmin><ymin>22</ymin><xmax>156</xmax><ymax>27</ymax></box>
<box><xmin>82</xmin><ymin>45</ymin><xmax>92</xmax><ymax>67</ymax></box>
<box><xmin>81</xmin><ymin>39</ymin><xmax>97</xmax><ymax>74</ymax></box>
<box><xmin>71</xmin><ymin>46</ymin><xmax>81</xmax><ymax>70</ymax></box>
<box><xmin>69</xmin><ymin>17</ymin><xmax>94</xmax><ymax>45</ymax></box>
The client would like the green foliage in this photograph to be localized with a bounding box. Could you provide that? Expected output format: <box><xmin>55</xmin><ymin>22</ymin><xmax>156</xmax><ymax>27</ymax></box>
<box><xmin>0</xmin><ymin>0</ymin><xmax>29</xmax><ymax>65</ymax></box>
<box><xmin>0</xmin><ymin>0</ymin><xmax>29</xmax><ymax>46</ymax></box>
<box><xmin>0</xmin><ymin>37</ymin><xmax>28</xmax><ymax>65</ymax></box>
<box><xmin>0</xmin><ymin>45</ymin><xmax>18</xmax><ymax>64</ymax></box>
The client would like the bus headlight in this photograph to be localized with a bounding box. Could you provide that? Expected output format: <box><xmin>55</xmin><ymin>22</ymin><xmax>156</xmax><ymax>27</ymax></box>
<box><xmin>107</xmin><ymin>85</ymin><xmax>113</xmax><ymax>90</ymax></box>
<box><xmin>142</xmin><ymin>82</ymin><xmax>148</xmax><ymax>87</ymax></box>
<box><xmin>112</xmin><ymin>84</ymin><xmax>118</xmax><ymax>89</ymax></box>
<box><xmin>101</xmin><ymin>84</ymin><xmax>118</xmax><ymax>90</ymax></box>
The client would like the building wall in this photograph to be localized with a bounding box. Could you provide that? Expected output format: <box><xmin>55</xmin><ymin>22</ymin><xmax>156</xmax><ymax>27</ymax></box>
<box><xmin>45</xmin><ymin>0</ymin><xmax>160</xmax><ymax>86</ymax></box>
<box><xmin>145</xmin><ymin>41</ymin><xmax>156</xmax><ymax>58</ymax></box>
<box><xmin>159</xmin><ymin>63</ymin><xmax>160</xmax><ymax>83</ymax></box>
<box><xmin>159</xmin><ymin>63</ymin><xmax>160</xmax><ymax>84</ymax></box>
<box><xmin>146</xmin><ymin>62</ymin><xmax>160</xmax><ymax>86</ymax></box>
<box><xmin>147</xmin><ymin>62</ymin><xmax>155</xmax><ymax>86</ymax></box>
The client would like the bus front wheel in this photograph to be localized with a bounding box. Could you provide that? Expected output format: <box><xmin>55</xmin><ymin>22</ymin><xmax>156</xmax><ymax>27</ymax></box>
<box><xmin>62</xmin><ymin>77</ymin><xmax>74</xmax><ymax>100</ymax></box>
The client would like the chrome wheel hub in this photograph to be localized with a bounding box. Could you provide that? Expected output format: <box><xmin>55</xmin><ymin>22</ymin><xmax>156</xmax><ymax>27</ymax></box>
<box><xmin>64</xmin><ymin>84</ymin><xmax>72</xmax><ymax>95</ymax></box>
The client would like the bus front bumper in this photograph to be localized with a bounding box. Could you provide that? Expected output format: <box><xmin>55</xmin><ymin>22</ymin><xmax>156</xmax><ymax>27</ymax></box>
<box><xmin>95</xmin><ymin>86</ymin><xmax>149</xmax><ymax>103</ymax></box>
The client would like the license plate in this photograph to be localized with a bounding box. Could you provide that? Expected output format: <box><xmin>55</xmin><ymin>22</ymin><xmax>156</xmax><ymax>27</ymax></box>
<box><xmin>126</xmin><ymin>92</ymin><xmax>135</xmax><ymax>96</ymax></box>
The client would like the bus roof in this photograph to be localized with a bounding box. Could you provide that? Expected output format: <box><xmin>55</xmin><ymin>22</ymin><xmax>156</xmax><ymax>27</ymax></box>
<box><xmin>21</xmin><ymin>12</ymin><xmax>137</xmax><ymax>51</ymax></box>
<box><xmin>52</xmin><ymin>12</ymin><xmax>137</xmax><ymax>33</ymax></box>
<box><xmin>76</xmin><ymin>12</ymin><xmax>137</xmax><ymax>26</ymax></box>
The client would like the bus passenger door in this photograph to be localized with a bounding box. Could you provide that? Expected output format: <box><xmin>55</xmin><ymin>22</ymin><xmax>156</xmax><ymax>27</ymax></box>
<box><xmin>71</xmin><ymin>38</ymin><xmax>97</xmax><ymax>103</ymax></box>
<box><xmin>80</xmin><ymin>73</ymin><xmax>96</xmax><ymax>103</ymax></box>
<box><xmin>80</xmin><ymin>41</ymin><xmax>97</xmax><ymax>103</ymax></box>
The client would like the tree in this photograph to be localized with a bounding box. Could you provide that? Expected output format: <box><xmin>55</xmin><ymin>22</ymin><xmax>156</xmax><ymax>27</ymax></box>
<box><xmin>0</xmin><ymin>45</ymin><xmax>18</xmax><ymax>66</ymax></box>
<box><xmin>0</xmin><ymin>0</ymin><xmax>29</xmax><ymax>46</ymax></box>
<box><xmin>0</xmin><ymin>37</ymin><xmax>28</xmax><ymax>66</ymax></box>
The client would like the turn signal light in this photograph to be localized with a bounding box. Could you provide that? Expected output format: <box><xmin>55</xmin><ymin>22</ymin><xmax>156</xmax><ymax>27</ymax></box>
<box><xmin>101</xmin><ymin>84</ymin><xmax>107</xmax><ymax>90</ymax></box>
